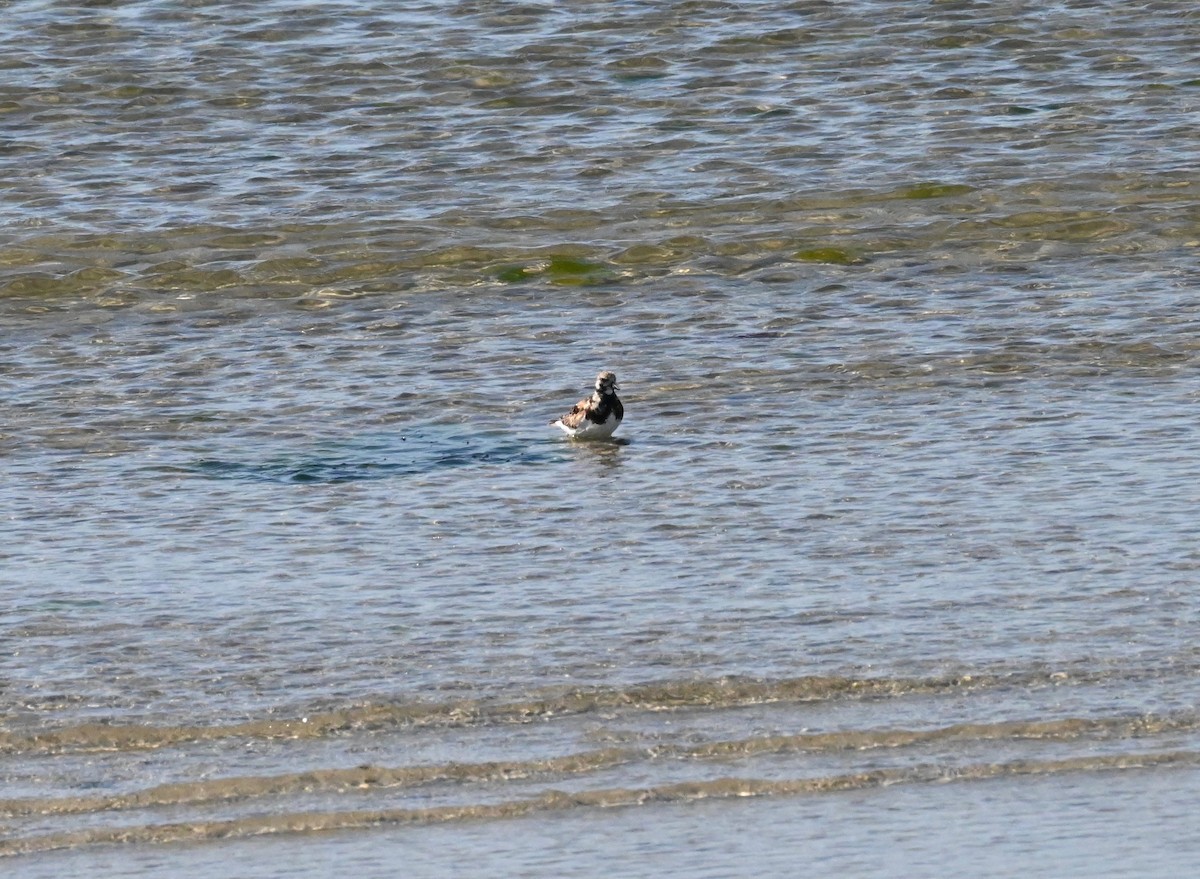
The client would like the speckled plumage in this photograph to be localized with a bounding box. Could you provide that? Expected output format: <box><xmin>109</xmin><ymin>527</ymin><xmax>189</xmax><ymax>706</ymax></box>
<box><xmin>550</xmin><ymin>370</ymin><xmax>624</xmax><ymax>440</ymax></box>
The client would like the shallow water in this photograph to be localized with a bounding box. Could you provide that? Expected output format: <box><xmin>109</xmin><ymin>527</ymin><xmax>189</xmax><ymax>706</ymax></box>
<box><xmin>18</xmin><ymin>766</ymin><xmax>1200</xmax><ymax>879</ymax></box>
<box><xmin>3</xmin><ymin>0</ymin><xmax>1200</xmax><ymax>873</ymax></box>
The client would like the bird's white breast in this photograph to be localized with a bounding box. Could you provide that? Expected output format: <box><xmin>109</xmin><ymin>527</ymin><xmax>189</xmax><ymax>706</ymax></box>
<box><xmin>556</xmin><ymin>411</ymin><xmax>621</xmax><ymax>439</ymax></box>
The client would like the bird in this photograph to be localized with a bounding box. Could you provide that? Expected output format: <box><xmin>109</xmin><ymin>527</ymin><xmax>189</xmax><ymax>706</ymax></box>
<box><xmin>550</xmin><ymin>370</ymin><xmax>624</xmax><ymax>440</ymax></box>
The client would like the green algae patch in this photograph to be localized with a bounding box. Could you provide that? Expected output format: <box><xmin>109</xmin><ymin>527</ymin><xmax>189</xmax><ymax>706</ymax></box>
<box><xmin>148</xmin><ymin>266</ymin><xmax>245</xmax><ymax>291</ymax></box>
<box><xmin>494</xmin><ymin>263</ymin><xmax>540</xmax><ymax>283</ymax></box>
<box><xmin>900</xmin><ymin>182</ymin><xmax>974</xmax><ymax>200</ymax></box>
<box><xmin>493</xmin><ymin>257</ymin><xmax>615</xmax><ymax>285</ymax></box>
<box><xmin>0</xmin><ymin>272</ymin><xmax>66</xmax><ymax>297</ymax></box>
<box><xmin>607</xmin><ymin>54</ymin><xmax>671</xmax><ymax>82</ymax></box>
<box><xmin>929</xmin><ymin>34</ymin><xmax>987</xmax><ymax>49</ymax></box>
<box><xmin>792</xmin><ymin>246</ymin><xmax>864</xmax><ymax>266</ymax></box>
<box><xmin>0</xmin><ymin>267</ymin><xmax>127</xmax><ymax>298</ymax></box>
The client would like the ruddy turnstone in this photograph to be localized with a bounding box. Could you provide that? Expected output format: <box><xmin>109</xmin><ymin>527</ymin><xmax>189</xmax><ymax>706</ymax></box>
<box><xmin>550</xmin><ymin>370</ymin><xmax>624</xmax><ymax>440</ymax></box>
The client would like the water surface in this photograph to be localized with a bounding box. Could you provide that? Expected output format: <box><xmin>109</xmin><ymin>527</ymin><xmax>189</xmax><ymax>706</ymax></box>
<box><xmin>2</xmin><ymin>1</ymin><xmax>1200</xmax><ymax>874</ymax></box>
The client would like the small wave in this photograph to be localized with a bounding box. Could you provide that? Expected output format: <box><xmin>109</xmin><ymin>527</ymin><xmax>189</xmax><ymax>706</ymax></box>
<box><xmin>1</xmin><ymin>712</ymin><xmax>1192</xmax><ymax>820</ymax></box>
<box><xmin>2</xmin><ymin>749</ymin><xmax>1195</xmax><ymax>857</ymax></box>
<box><xmin>0</xmin><ymin>669</ymin><xmax>1112</xmax><ymax>756</ymax></box>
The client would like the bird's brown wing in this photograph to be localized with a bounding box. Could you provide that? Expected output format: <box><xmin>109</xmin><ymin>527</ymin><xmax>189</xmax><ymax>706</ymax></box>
<box><xmin>557</xmin><ymin>397</ymin><xmax>595</xmax><ymax>428</ymax></box>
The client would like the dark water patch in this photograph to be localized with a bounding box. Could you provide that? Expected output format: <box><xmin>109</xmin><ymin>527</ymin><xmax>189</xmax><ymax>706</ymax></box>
<box><xmin>186</xmin><ymin>428</ymin><xmax>553</xmax><ymax>484</ymax></box>
<box><xmin>193</xmin><ymin>458</ymin><xmax>397</xmax><ymax>484</ymax></box>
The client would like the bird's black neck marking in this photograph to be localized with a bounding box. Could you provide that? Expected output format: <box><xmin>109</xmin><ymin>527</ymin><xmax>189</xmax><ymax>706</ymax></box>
<box><xmin>587</xmin><ymin>392</ymin><xmax>623</xmax><ymax>424</ymax></box>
